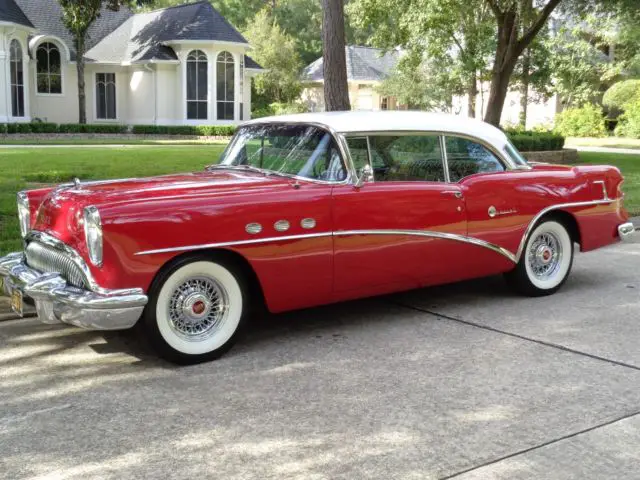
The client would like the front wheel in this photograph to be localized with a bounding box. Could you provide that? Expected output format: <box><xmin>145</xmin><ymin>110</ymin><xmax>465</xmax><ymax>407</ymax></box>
<box><xmin>505</xmin><ymin>219</ymin><xmax>574</xmax><ymax>297</ymax></box>
<box><xmin>143</xmin><ymin>256</ymin><xmax>247</xmax><ymax>364</ymax></box>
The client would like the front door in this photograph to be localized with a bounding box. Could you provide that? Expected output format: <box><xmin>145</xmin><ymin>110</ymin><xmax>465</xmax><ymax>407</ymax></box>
<box><xmin>331</xmin><ymin>134</ymin><xmax>468</xmax><ymax>301</ymax></box>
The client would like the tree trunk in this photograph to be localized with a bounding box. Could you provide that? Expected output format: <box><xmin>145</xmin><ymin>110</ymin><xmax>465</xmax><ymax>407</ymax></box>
<box><xmin>519</xmin><ymin>49</ymin><xmax>530</xmax><ymax>129</ymax></box>
<box><xmin>322</xmin><ymin>0</ymin><xmax>350</xmax><ymax>111</ymax></box>
<box><xmin>467</xmin><ymin>72</ymin><xmax>478</xmax><ymax>118</ymax></box>
<box><xmin>76</xmin><ymin>34</ymin><xmax>87</xmax><ymax>124</ymax></box>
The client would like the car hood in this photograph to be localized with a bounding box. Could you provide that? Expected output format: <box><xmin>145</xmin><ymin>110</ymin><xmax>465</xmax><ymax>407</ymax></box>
<box><xmin>30</xmin><ymin>170</ymin><xmax>293</xmax><ymax>243</ymax></box>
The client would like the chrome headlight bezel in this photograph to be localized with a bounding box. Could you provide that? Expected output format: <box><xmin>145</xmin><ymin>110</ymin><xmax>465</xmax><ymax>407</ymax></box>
<box><xmin>17</xmin><ymin>192</ymin><xmax>30</xmax><ymax>238</ymax></box>
<box><xmin>83</xmin><ymin>206</ymin><xmax>103</xmax><ymax>267</ymax></box>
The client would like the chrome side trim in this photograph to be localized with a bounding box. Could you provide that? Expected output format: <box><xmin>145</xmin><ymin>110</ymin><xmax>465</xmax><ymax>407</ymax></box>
<box><xmin>134</xmin><ymin>232</ymin><xmax>335</xmax><ymax>256</ymax></box>
<box><xmin>136</xmin><ymin>229</ymin><xmax>517</xmax><ymax>263</ymax></box>
<box><xmin>514</xmin><ymin>198</ymin><xmax>614</xmax><ymax>262</ymax></box>
<box><xmin>25</xmin><ymin>231</ymin><xmax>144</xmax><ymax>297</ymax></box>
<box><xmin>334</xmin><ymin>230</ymin><xmax>517</xmax><ymax>263</ymax></box>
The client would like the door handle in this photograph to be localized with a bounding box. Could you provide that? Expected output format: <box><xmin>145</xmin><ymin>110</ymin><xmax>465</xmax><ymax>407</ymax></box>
<box><xmin>441</xmin><ymin>190</ymin><xmax>463</xmax><ymax>199</ymax></box>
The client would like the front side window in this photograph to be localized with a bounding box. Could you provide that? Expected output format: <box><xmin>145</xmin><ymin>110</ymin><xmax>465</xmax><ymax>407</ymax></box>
<box><xmin>346</xmin><ymin>137</ymin><xmax>369</xmax><ymax>172</ymax></box>
<box><xmin>10</xmin><ymin>40</ymin><xmax>24</xmax><ymax>117</ymax></box>
<box><xmin>216</xmin><ymin>125</ymin><xmax>346</xmax><ymax>182</ymax></box>
<box><xmin>217</xmin><ymin>51</ymin><xmax>235</xmax><ymax>120</ymax></box>
<box><xmin>187</xmin><ymin>50</ymin><xmax>208</xmax><ymax>120</ymax></box>
<box><xmin>367</xmin><ymin>135</ymin><xmax>445</xmax><ymax>182</ymax></box>
<box><xmin>96</xmin><ymin>73</ymin><xmax>116</xmax><ymax>119</ymax></box>
<box><xmin>504</xmin><ymin>141</ymin><xmax>530</xmax><ymax>167</ymax></box>
<box><xmin>36</xmin><ymin>42</ymin><xmax>62</xmax><ymax>94</ymax></box>
<box><xmin>445</xmin><ymin>136</ymin><xmax>505</xmax><ymax>181</ymax></box>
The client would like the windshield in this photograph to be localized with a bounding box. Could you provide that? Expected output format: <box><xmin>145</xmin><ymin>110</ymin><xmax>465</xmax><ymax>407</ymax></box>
<box><xmin>215</xmin><ymin>124</ymin><xmax>347</xmax><ymax>182</ymax></box>
<box><xmin>504</xmin><ymin>141</ymin><xmax>530</xmax><ymax>167</ymax></box>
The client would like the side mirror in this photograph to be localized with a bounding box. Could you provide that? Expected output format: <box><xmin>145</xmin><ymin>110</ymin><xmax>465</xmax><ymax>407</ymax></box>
<box><xmin>354</xmin><ymin>164</ymin><xmax>374</xmax><ymax>188</ymax></box>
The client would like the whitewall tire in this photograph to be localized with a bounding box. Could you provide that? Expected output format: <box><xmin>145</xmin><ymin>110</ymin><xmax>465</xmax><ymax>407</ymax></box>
<box><xmin>506</xmin><ymin>219</ymin><xmax>574</xmax><ymax>296</ymax></box>
<box><xmin>144</xmin><ymin>256</ymin><xmax>247</xmax><ymax>364</ymax></box>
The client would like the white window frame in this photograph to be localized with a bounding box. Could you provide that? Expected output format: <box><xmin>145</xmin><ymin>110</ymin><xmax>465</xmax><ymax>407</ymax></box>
<box><xmin>94</xmin><ymin>72</ymin><xmax>118</xmax><ymax>122</ymax></box>
<box><xmin>9</xmin><ymin>38</ymin><xmax>26</xmax><ymax>119</ymax></box>
<box><xmin>35</xmin><ymin>41</ymin><xmax>64</xmax><ymax>97</ymax></box>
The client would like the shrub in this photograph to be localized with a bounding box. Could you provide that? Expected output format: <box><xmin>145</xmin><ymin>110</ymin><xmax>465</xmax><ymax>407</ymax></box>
<box><xmin>58</xmin><ymin>123</ymin><xmax>127</xmax><ymax>134</ymax></box>
<box><xmin>507</xmin><ymin>131</ymin><xmax>565</xmax><ymax>151</ymax></box>
<box><xmin>554</xmin><ymin>104</ymin><xmax>607</xmax><ymax>138</ymax></box>
<box><xmin>6</xmin><ymin>123</ymin><xmax>32</xmax><ymax>133</ymax></box>
<box><xmin>29</xmin><ymin>122</ymin><xmax>58</xmax><ymax>133</ymax></box>
<box><xmin>132</xmin><ymin>125</ymin><xmax>236</xmax><ymax>136</ymax></box>
<box><xmin>603</xmin><ymin>80</ymin><xmax>640</xmax><ymax>115</ymax></box>
<box><xmin>0</xmin><ymin>124</ymin><xmax>7</xmax><ymax>134</ymax></box>
<box><xmin>615</xmin><ymin>99</ymin><xmax>640</xmax><ymax>139</ymax></box>
<box><xmin>252</xmin><ymin>102</ymin><xmax>308</xmax><ymax>119</ymax></box>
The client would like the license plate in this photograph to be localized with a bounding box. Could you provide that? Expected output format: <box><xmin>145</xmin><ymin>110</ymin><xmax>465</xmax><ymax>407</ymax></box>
<box><xmin>10</xmin><ymin>288</ymin><xmax>23</xmax><ymax>317</ymax></box>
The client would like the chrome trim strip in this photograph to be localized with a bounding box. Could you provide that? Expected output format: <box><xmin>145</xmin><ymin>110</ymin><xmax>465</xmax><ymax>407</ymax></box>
<box><xmin>25</xmin><ymin>231</ymin><xmax>144</xmax><ymax>297</ymax></box>
<box><xmin>135</xmin><ymin>199</ymin><xmax>616</xmax><ymax>261</ymax></box>
<box><xmin>134</xmin><ymin>232</ymin><xmax>335</xmax><ymax>256</ymax></box>
<box><xmin>334</xmin><ymin>229</ymin><xmax>517</xmax><ymax>263</ymax></box>
<box><xmin>135</xmin><ymin>229</ymin><xmax>516</xmax><ymax>263</ymax></box>
<box><xmin>440</xmin><ymin>135</ymin><xmax>451</xmax><ymax>183</ymax></box>
<box><xmin>514</xmin><ymin>199</ymin><xmax>614</xmax><ymax>262</ymax></box>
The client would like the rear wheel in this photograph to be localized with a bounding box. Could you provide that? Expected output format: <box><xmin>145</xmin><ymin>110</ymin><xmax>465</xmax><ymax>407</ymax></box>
<box><xmin>143</xmin><ymin>256</ymin><xmax>247</xmax><ymax>364</ymax></box>
<box><xmin>505</xmin><ymin>219</ymin><xmax>574</xmax><ymax>296</ymax></box>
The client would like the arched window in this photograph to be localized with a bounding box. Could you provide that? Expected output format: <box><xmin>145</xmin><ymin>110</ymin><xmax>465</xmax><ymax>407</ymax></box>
<box><xmin>36</xmin><ymin>42</ymin><xmax>62</xmax><ymax>94</ymax></box>
<box><xmin>216</xmin><ymin>51</ymin><xmax>234</xmax><ymax>120</ymax></box>
<box><xmin>186</xmin><ymin>50</ymin><xmax>208</xmax><ymax>120</ymax></box>
<box><xmin>10</xmin><ymin>40</ymin><xmax>25</xmax><ymax>117</ymax></box>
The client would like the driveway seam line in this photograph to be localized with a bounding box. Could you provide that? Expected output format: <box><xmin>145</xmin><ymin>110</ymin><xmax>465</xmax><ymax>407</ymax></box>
<box><xmin>392</xmin><ymin>301</ymin><xmax>640</xmax><ymax>372</ymax></box>
<box><xmin>438</xmin><ymin>409</ymin><xmax>640</xmax><ymax>479</ymax></box>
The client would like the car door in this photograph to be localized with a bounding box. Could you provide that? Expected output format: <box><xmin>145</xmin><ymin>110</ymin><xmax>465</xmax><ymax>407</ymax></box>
<box><xmin>445</xmin><ymin>135</ymin><xmax>521</xmax><ymax>274</ymax></box>
<box><xmin>331</xmin><ymin>133</ymin><xmax>469</xmax><ymax>301</ymax></box>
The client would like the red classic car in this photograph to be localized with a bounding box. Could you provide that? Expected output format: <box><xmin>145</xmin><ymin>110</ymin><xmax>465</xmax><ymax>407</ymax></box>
<box><xmin>0</xmin><ymin>111</ymin><xmax>634</xmax><ymax>363</ymax></box>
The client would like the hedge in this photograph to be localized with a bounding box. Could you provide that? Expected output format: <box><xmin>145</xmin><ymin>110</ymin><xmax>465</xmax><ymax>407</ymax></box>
<box><xmin>0</xmin><ymin>122</ymin><xmax>236</xmax><ymax>136</ymax></box>
<box><xmin>506</xmin><ymin>131</ymin><xmax>565</xmax><ymax>151</ymax></box>
<box><xmin>131</xmin><ymin>125</ymin><xmax>236</xmax><ymax>136</ymax></box>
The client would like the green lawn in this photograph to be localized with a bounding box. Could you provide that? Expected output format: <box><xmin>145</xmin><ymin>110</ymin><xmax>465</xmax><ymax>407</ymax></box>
<box><xmin>575</xmin><ymin>152</ymin><xmax>640</xmax><ymax>217</ymax></box>
<box><xmin>566</xmin><ymin>137</ymin><xmax>640</xmax><ymax>150</ymax></box>
<box><xmin>0</xmin><ymin>138</ymin><xmax>229</xmax><ymax>146</ymax></box>
<box><xmin>0</xmin><ymin>146</ymin><xmax>226</xmax><ymax>255</ymax></box>
<box><xmin>0</xmin><ymin>147</ymin><xmax>637</xmax><ymax>256</ymax></box>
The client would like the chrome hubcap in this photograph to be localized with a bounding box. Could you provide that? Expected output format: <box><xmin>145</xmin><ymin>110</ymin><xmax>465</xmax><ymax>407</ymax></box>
<box><xmin>168</xmin><ymin>277</ymin><xmax>229</xmax><ymax>341</ymax></box>
<box><xmin>528</xmin><ymin>232</ymin><xmax>562</xmax><ymax>279</ymax></box>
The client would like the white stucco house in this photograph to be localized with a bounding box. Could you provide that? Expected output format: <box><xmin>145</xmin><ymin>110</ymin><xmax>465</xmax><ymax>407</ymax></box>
<box><xmin>0</xmin><ymin>0</ymin><xmax>263</xmax><ymax>125</ymax></box>
<box><xmin>301</xmin><ymin>45</ymin><xmax>564</xmax><ymax>129</ymax></box>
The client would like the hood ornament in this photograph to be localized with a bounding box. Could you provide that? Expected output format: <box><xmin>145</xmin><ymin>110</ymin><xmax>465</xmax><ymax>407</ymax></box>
<box><xmin>73</xmin><ymin>178</ymin><xmax>81</xmax><ymax>187</ymax></box>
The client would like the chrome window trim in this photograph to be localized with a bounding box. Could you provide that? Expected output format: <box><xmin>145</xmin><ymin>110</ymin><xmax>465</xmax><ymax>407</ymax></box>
<box><xmin>342</xmin><ymin>130</ymin><xmax>517</xmax><ymax>171</ymax></box>
<box><xmin>217</xmin><ymin>121</ymin><xmax>357</xmax><ymax>186</ymax></box>
<box><xmin>439</xmin><ymin>135</ymin><xmax>451</xmax><ymax>183</ymax></box>
<box><xmin>25</xmin><ymin>231</ymin><xmax>143</xmax><ymax>297</ymax></box>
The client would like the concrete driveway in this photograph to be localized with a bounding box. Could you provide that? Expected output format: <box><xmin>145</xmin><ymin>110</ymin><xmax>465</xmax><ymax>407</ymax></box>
<box><xmin>1</xmin><ymin>238</ymin><xmax>640</xmax><ymax>480</ymax></box>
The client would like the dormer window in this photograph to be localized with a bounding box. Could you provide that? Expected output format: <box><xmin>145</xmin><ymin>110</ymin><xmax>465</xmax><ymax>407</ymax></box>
<box><xmin>36</xmin><ymin>42</ymin><xmax>62</xmax><ymax>94</ymax></box>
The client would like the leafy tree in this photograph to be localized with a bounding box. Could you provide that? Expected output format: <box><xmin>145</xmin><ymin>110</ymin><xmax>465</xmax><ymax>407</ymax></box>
<box><xmin>59</xmin><ymin>0</ymin><xmax>130</xmax><ymax>123</ymax></box>
<box><xmin>348</xmin><ymin>0</ymin><xmax>495</xmax><ymax>118</ymax></box>
<box><xmin>603</xmin><ymin>80</ymin><xmax>640</xmax><ymax>114</ymax></box>
<box><xmin>322</xmin><ymin>0</ymin><xmax>351</xmax><ymax>111</ymax></box>
<box><xmin>243</xmin><ymin>9</ymin><xmax>303</xmax><ymax>108</ymax></box>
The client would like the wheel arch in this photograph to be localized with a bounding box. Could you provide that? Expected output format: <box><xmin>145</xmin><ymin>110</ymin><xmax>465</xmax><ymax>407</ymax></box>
<box><xmin>148</xmin><ymin>248</ymin><xmax>267</xmax><ymax>314</ymax></box>
<box><xmin>540</xmin><ymin>210</ymin><xmax>582</xmax><ymax>248</ymax></box>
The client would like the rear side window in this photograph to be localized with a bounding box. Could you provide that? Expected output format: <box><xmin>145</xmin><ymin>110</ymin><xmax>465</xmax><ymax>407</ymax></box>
<box><xmin>445</xmin><ymin>136</ymin><xmax>505</xmax><ymax>181</ymax></box>
<box><xmin>368</xmin><ymin>135</ymin><xmax>445</xmax><ymax>182</ymax></box>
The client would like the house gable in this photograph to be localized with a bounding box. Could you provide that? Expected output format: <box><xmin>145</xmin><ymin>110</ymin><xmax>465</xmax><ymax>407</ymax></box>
<box><xmin>0</xmin><ymin>0</ymin><xmax>33</xmax><ymax>28</ymax></box>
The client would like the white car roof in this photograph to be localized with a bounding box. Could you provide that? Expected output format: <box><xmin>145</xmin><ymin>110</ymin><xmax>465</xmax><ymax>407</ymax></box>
<box><xmin>245</xmin><ymin>111</ymin><xmax>510</xmax><ymax>148</ymax></box>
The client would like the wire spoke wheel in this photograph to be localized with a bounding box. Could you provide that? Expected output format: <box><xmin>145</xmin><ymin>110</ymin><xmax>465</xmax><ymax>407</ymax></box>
<box><xmin>527</xmin><ymin>231</ymin><xmax>562</xmax><ymax>280</ymax></box>
<box><xmin>168</xmin><ymin>276</ymin><xmax>230</xmax><ymax>342</ymax></box>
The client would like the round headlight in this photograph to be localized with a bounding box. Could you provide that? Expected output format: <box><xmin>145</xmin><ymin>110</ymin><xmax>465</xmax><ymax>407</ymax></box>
<box><xmin>83</xmin><ymin>206</ymin><xmax>103</xmax><ymax>266</ymax></box>
<box><xmin>17</xmin><ymin>192</ymin><xmax>30</xmax><ymax>238</ymax></box>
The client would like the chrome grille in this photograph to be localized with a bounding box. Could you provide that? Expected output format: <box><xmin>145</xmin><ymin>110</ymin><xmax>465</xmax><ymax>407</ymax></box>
<box><xmin>25</xmin><ymin>241</ymin><xmax>88</xmax><ymax>289</ymax></box>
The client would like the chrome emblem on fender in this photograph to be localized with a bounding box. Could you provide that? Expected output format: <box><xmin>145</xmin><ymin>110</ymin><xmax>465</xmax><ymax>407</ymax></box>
<box><xmin>274</xmin><ymin>220</ymin><xmax>290</xmax><ymax>232</ymax></box>
<box><xmin>489</xmin><ymin>206</ymin><xmax>517</xmax><ymax>218</ymax></box>
<box><xmin>246</xmin><ymin>223</ymin><xmax>262</xmax><ymax>234</ymax></box>
<box><xmin>301</xmin><ymin>218</ymin><xmax>316</xmax><ymax>229</ymax></box>
<box><xmin>488</xmin><ymin>206</ymin><xmax>497</xmax><ymax>218</ymax></box>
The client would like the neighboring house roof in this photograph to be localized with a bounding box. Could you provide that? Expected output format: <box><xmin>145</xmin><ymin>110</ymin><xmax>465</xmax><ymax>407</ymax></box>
<box><xmin>0</xmin><ymin>0</ymin><xmax>33</xmax><ymax>28</ymax></box>
<box><xmin>244</xmin><ymin>55</ymin><xmax>263</xmax><ymax>70</ymax></box>
<box><xmin>14</xmin><ymin>0</ymin><xmax>132</xmax><ymax>60</ymax></box>
<box><xmin>302</xmin><ymin>46</ymin><xmax>401</xmax><ymax>82</ymax></box>
<box><xmin>247</xmin><ymin>111</ymin><xmax>509</xmax><ymax>148</ymax></box>
<box><xmin>85</xmin><ymin>1</ymin><xmax>249</xmax><ymax>63</ymax></box>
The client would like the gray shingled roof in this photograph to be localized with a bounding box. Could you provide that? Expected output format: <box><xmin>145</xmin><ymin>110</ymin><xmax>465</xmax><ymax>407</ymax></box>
<box><xmin>0</xmin><ymin>0</ymin><xmax>33</xmax><ymax>28</ymax></box>
<box><xmin>302</xmin><ymin>46</ymin><xmax>401</xmax><ymax>82</ymax></box>
<box><xmin>244</xmin><ymin>55</ymin><xmax>263</xmax><ymax>70</ymax></box>
<box><xmin>14</xmin><ymin>0</ymin><xmax>132</xmax><ymax>60</ymax></box>
<box><xmin>86</xmin><ymin>1</ymin><xmax>248</xmax><ymax>63</ymax></box>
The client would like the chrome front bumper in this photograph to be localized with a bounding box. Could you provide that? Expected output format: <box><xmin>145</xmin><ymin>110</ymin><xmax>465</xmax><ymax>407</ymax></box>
<box><xmin>619</xmin><ymin>222</ymin><xmax>636</xmax><ymax>242</ymax></box>
<box><xmin>0</xmin><ymin>252</ymin><xmax>147</xmax><ymax>330</ymax></box>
